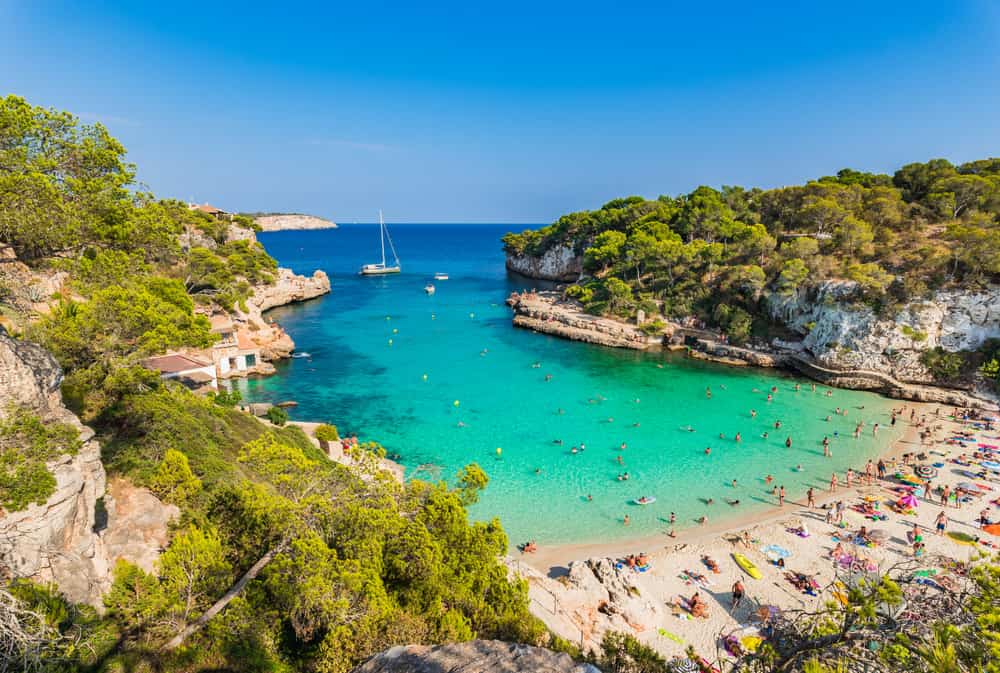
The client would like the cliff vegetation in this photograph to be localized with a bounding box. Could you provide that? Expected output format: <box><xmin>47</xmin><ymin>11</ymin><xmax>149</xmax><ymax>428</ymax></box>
<box><xmin>0</xmin><ymin>97</ymin><xmax>545</xmax><ymax>671</ymax></box>
<box><xmin>504</xmin><ymin>161</ymin><xmax>1000</xmax><ymax>390</ymax></box>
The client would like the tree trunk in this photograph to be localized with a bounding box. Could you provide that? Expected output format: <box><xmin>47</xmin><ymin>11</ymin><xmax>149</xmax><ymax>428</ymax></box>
<box><xmin>162</xmin><ymin>545</ymin><xmax>282</xmax><ymax>651</ymax></box>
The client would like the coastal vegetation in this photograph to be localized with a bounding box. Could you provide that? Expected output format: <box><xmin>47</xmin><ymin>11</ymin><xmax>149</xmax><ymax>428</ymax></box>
<box><xmin>503</xmin><ymin>161</ymin><xmax>1000</xmax><ymax>387</ymax></box>
<box><xmin>0</xmin><ymin>97</ymin><xmax>546</xmax><ymax>670</ymax></box>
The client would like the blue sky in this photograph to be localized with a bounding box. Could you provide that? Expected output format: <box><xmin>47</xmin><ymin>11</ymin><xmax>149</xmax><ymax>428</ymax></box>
<box><xmin>2</xmin><ymin>1</ymin><xmax>999</xmax><ymax>223</ymax></box>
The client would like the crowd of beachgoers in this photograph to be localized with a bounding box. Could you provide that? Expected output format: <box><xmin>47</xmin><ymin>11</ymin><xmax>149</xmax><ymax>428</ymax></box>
<box><xmin>515</xmin><ymin>399</ymin><xmax>1000</xmax><ymax>666</ymax></box>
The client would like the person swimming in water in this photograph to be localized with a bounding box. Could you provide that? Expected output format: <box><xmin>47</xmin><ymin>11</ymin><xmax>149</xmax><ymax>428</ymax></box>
<box><xmin>765</xmin><ymin>474</ymin><xmax>773</xmax><ymax>485</ymax></box>
<box><xmin>761</xmin><ymin>431</ymin><xmax>769</xmax><ymax>439</ymax></box>
<box><xmin>735</xmin><ymin>432</ymin><xmax>742</xmax><ymax>443</ymax></box>
<box><xmin>750</xmin><ymin>409</ymin><xmax>757</xmax><ymax>418</ymax></box>
<box><xmin>704</xmin><ymin>447</ymin><xmax>711</xmax><ymax>455</ymax></box>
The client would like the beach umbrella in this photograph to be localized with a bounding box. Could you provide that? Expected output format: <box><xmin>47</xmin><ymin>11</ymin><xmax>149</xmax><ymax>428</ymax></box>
<box><xmin>983</xmin><ymin>523</ymin><xmax>1000</xmax><ymax>536</ymax></box>
<box><xmin>898</xmin><ymin>494</ymin><xmax>919</xmax><ymax>508</ymax></box>
<box><xmin>761</xmin><ymin>544</ymin><xmax>791</xmax><ymax>559</ymax></box>
<box><xmin>867</xmin><ymin>529</ymin><xmax>889</xmax><ymax>542</ymax></box>
<box><xmin>668</xmin><ymin>658</ymin><xmax>698</xmax><ymax>673</ymax></box>
<box><xmin>914</xmin><ymin>464</ymin><xmax>937</xmax><ymax>478</ymax></box>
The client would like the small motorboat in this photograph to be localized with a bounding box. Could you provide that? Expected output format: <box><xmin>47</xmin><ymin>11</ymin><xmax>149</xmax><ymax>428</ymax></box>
<box><xmin>424</xmin><ymin>284</ymin><xmax>435</xmax><ymax>295</ymax></box>
<box><xmin>434</xmin><ymin>272</ymin><xmax>449</xmax><ymax>280</ymax></box>
<box><xmin>634</xmin><ymin>496</ymin><xmax>656</xmax><ymax>505</ymax></box>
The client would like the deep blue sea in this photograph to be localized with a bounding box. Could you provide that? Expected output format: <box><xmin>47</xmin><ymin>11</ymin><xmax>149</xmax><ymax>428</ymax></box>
<box><xmin>232</xmin><ymin>224</ymin><xmax>901</xmax><ymax>547</ymax></box>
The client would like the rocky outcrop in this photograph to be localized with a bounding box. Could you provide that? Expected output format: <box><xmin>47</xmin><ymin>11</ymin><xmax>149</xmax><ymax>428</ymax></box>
<box><xmin>352</xmin><ymin>640</ymin><xmax>599</xmax><ymax>673</ymax></box>
<box><xmin>251</xmin><ymin>268</ymin><xmax>331</xmax><ymax>312</ymax></box>
<box><xmin>255</xmin><ymin>214</ymin><xmax>337</xmax><ymax>231</ymax></box>
<box><xmin>506</xmin><ymin>246</ymin><xmax>582</xmax><ymax>282</ymax></box>
<box><xmin>768</xmin><ymin>282</ymin><xmax>1000</xmax><ymax>385</ymax></box>
<box><xmin>0</xmin><ymin>329</ymin><xmax>176</xmax><ymax>606</ymax></box>
<box><xmin>507</xmin><ymin>291</ymin><xmax>654</xmax><ymax>349</ymax></box>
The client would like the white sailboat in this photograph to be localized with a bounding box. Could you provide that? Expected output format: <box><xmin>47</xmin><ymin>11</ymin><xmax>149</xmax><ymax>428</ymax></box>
<box><xmin>359</xmin><ymin>211</ymin><xmax>401</xmax><ymax>275</ymax></box>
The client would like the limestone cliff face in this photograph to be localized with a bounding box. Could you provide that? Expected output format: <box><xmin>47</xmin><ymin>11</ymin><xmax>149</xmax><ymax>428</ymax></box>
<box><xmin>352</xmin><ymin>640</ymin><xmax>599</xmax><ymax>673</ymax></box>
<box><xmin>0</xmin><ymin>329</ymin><xmax>177</xmax><ymax>606</ymax></box>
<box><xmin>768</xmin><ymin>281</ymin><xmax>1000</xmax><ymax>385</ymax></box>
<box><xmin>235</xmin><ymin>268</ymin><xmax>331</xmax><ymax>360</ymax></box>
<box><xmin>255</xmin><ymin>214</ymin><xmax>337</xmax><ymax>231</ymax></box>
<box><xmin>506</xmin><ymin>246</ymin><xmax>582</xmax><ymax>282</ymax></box>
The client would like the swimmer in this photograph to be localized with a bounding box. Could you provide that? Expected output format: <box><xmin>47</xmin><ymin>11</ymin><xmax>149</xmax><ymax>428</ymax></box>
<box><xmin>774</xmin><ymin>420</ymin><xmax>782</xmax><ymax>429</ymax></box>
<box><xmin>571</xmin><ymin>447</ymin><xmax>578</xmax><ymax>454</ymax></box>
<box><xmin>767</xmin><ymin>394</ymin><xmax>773</xmax><ymax>402</ymax></box>
<box><xmin>765</xmin><ymin>474</ymin><xmax>773</xmax><ymax>485</ymax></box>
<box><xmin>554</xmin><ymin>439</ymin><xmax>563</xmax><ymax>445</ymax></box>
<box><xmin>587</xmin><ymin>494</ymin><xmax>593</xmax><ymax>501</ymax></box>
<box><xmin>633</xmin><ymin>422</ymin><xmax>641</xmax><ymax>427</ymax></box>
<box><xmin>735</xmin><ymin>432</ymin><xmax>742</xmax><ymax>443</ymax></box>
<box><xmin>796</xmin><ymin>464</ymin><xmax>803</xmax><ymax>472</ymax></box>
<box><xmin>699</xmin><ymin>515</ymin><xmax>708</xmax><ymax>525</ymax></box>
<box><xmin>685</xmin><ymin>425</ymin><xmax>696</xmax><ymax>433</ymax></box>
<box><xmin>785</xmin><ymin>437</ymin><xmax>792</xmax><ymax>448</ymax></box>
<box><xmin>719</xmin><ymin>432</ymin><xmax>726</xmax><ymax>439</ymax></box>
<box><xmin>557</xmin><ymin>408</ymin><xmax>565</xmax><ymax>415</ymax></box>
<box><xmin>750</xmin><ymin>409</ymin><xmax>757</xmax><ymax>418</ymax></box>
<box><xmin>634</xmin><ymin>398</ymin><xmax>640</xmax><ymax>403</ymax></box>
<box><xmin>620</xmin><ymin>442</ymin><xmax>627</xmax><ymax>450</ymax></box>
<box><xmin>535</xmin><ymin>468</ymin><xmax>542</xmax><ymax>475</ymax></box>
<box><xmin>761</xmin><ymin>431</ymin><xmax>769</xmax><ymax>439</ymax></box>
<box><xmin>457</xmin><ymin>421</ymin><xmax>466</xmax><ymax>428</ymax></box>
<box><xmin>706</xmin><ymin>498</ymin><xmax>715</xmax><ymax>505</ymax></box>
<box><xmin>727</xmin><ymin>499</ymin><xmax>741</xmax><ymax>506</ymax></box>
<box><xmin>580</xmin><ymin>443</ymin><xmax>586</xmax><ymax>451</ymax></box>
<box><xmin>705</xmin><ymin>447</ymin><xmax>711</xmax><ymax>455</ymax></box>
<box><xmin>624</xmin><ymin>515</ymin><xmax>630</xmax><ymax>526</ymax></box>
<box><xmin>607</xmin><ymin>417</ymin><xmax>614</xmax><ymax>423</ymax></box>
<box><xmin>616</xmin><ymin>455</ymin><xmax>623</xmax><ymax>464</ymax></box>
<box><xmin>669</xmin><ymin>512</ymin><xmax>676</xmax><ymax>524</ymax></box>
<box><xmin>544</xmin><ymin>374</ymin><xmax>552</xmax><ymax>381</ymax></box>
<box><xmin>731</xmin><ymin>479</ymin><xmax>738</xmax><ymax>488</ymax></box>
<box><xmin>532</xmin><ymin>362</ymin><xmax>541</xmax><ymax>368</ymax></box>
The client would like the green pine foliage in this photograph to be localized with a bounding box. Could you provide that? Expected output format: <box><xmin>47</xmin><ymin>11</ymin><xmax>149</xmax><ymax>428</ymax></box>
<box><xmin>0</xmin><ymin>408</ymin><xmax>82</xmax><ymax>512</ymax></box>
<box><xmin>0</xmin><ymin>97</ymin><xmax>548</xmax><ymax>673</ymax></box>
<box><xmin>505</xmin><ymin>161</ymin><xmax>1000</xmax><ymax>342</ymax></box>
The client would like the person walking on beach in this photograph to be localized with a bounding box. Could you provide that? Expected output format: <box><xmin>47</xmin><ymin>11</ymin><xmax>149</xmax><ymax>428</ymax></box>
<box><xmin>830</xmin><ymin>473</ymin><xmax>838</xmax><ymax>492</ymax></box>
<box><xmin>940</xmin><ymin>485</ymin><xmax>950</xmax><ymax>507</ymax></box>
<box><xmin>877</xmin><ymin>459</ymin><xmax>886</xmax><ymax>480</ymax></box>
<box><xmin>865</xmin><ymin>460</ymin><xmax>874</xmax><ymax>484</ymax></box>
<box><xmin>731</xmin><ymin>580</ymin><xmax>745</xmax><ymax>611</ymax></box>
<box><xmin>846</xmin><ymin>469</ymin><xmax>853</xmax><ymax>488</ymax></box>
<box><xmin>935</xmin><ymin>510</ymin><xmax>947</xmax><ymax>535</ymax></box>
<box><xmin>778</xmin><ymin>485</ymin><xmax>786</xmax><ymax>507</ymax></box>
<box><xmin>806</xmin><ymin>487</ymin><xmax>815</xmax><ymax>508</ymax></box>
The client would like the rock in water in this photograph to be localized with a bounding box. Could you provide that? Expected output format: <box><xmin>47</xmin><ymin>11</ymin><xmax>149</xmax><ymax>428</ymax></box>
<box><xmin>351</xmin><ymin>640</ymin><xmax>600</xmax><ymax>673</ymax></box>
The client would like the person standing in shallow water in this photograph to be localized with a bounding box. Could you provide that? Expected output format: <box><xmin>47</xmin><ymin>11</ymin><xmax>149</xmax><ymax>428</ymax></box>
<box><xmin>778</xmin><ymin>485</ymin><xmax>785</xmax><ymax>506</ymax></box>
<box><xmin>785</xmin><ymin>436</ymin><xmax>792</xmax><ymax>448</ymax></box>
<box><xmin>806</xmin><ymin>487</ymin><xmax>815</xmax><ymax>508</ymax></box>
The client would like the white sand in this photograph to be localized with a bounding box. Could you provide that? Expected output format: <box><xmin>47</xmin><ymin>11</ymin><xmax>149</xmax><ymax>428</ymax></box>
<box><xmin>511</xmin><ymin>401</ymin><xmax>1000</xmax><ymax>661</ymax></box>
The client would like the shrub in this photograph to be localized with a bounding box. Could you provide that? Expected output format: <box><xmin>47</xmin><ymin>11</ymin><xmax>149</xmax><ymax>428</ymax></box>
<box><xmin>919</xmin><ymin>347</ymin><xmax>970</xmax><ymax>382</ymax></box>
<box><xmin>265</xmin><ymin>406</ymin><xmax>289</xmax><ymax>426</ymax></box>
<box><xmin>148</xmin><ymin>448</ymin><xmax>202</xmax><ymax>505</ymax></box>
<box><xmin>314</xmin><ymin>424</ymin><xmax>339</xmax><ymax>443</ymax></box>
<box><xmin>0</xmin><ymin>408</ymin><xmax>82</xmax><ymax>512</ymax></box>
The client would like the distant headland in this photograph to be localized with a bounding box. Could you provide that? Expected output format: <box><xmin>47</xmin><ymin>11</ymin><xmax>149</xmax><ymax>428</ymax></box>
<box><xmin>251</xmin><ymin>212</ymin><xmax>338</xmax><ymax>231</ymax></box>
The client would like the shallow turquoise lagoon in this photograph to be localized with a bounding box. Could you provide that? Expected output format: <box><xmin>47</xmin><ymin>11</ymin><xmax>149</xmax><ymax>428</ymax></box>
<box><xmin>234</xmin><ymin>225</ymin><xmax>902</xmax><ymax>547</ymax></box>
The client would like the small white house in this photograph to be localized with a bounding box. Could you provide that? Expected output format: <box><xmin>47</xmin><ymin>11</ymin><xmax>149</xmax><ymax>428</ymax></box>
<box><xmin>142</xmin><ymin>354</ymin><xmax>218</xmax><ymax>391</ymax></box>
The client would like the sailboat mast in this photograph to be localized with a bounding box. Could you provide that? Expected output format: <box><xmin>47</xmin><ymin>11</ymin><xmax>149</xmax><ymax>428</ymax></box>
<box><xmin>379</xmin><ymin>210</ymin><xmax>386</xmax><ymax>266</ymax></box>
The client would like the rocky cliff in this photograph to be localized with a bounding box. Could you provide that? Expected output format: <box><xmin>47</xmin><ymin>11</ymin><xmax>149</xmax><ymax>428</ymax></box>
<box><xmin>768</xmin><ymin>281</ymin><xmax>1000</xmax><ymax>387</ymax></box>
<box><xmin>352</xmin><ymin>640</ymin><xmax>599</xmax><ymax>673</ymax></box>
<box><xmin>255</xmin><ymin>214</ymin><xmax>337</xmax><ymax>231</ymax></box>
<box><xmin>506</xmin><ymin>246</ymin><xmax>582</xmax><ymax>282</ymax></box>
<box><xmin>0</xmin><ymin>329</ymin><xmax>177</xmax><ymax>607</ymax></box>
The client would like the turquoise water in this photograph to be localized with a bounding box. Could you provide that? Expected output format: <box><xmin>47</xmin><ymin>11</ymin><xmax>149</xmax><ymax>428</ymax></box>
<box><xmin>234</xmin><ymin>225</ymin><xmax>902</xmax><ymax>547</ymax></box>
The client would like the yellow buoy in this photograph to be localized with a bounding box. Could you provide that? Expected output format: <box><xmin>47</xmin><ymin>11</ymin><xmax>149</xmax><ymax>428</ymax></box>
<box><xmin>469</xmin><ymin>313</ymin><xmax>475</xmax><ymax>319</ymax></box>
<box><xmin>431</xmin><ymin>313</ymin><xmax>436</xmax><ymax>319</ymax></box>
<box><xmin>453</xmin><ymin>400</ymin><xmax>460</xmax><ymax>407</ymax></box>
<box><xmin>385</xmin><ymin>316</ymin><xmax>391</xmax><ymax>320</ymax></box>
<box><xmin>392</xmin><ymin>328</ymin><xmax>398</xmax><ymax>334</ymax></box>
<box><xmin>496</xmin><ymin>447</ymin><xmax>502</xmax><ymax>456</ymax></box>
<box><xmin>422</xmin><ymin>374</ymin><xmax>428</xmax><ymax>381</ymax></box>
<box><xmin>388</xmin><ymin>339</ymin><xmax>393</xmax><ymax>346</ymax></box>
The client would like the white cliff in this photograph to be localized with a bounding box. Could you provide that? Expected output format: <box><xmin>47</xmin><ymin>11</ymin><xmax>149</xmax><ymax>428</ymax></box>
<box><xmin>768</xmin><ymin>281</ymin><xmax>1000</xmax><ymax>384</ymax></box>
<box><xmin>254</xmin><ymin>214</ymin><xmax>337</xmax><ymax>231</ymax></box>
<box><xmin>506</xmin><ymin>245</ymin><xmax>582</xmax><ymax>282</ymax></box>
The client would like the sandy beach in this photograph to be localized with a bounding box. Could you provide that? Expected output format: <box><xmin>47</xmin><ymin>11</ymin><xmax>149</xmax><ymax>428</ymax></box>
<box><xmin>509</xmin><ymin>399</ymin><xmax>1000</xmax><ymax>662</ymax></box>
